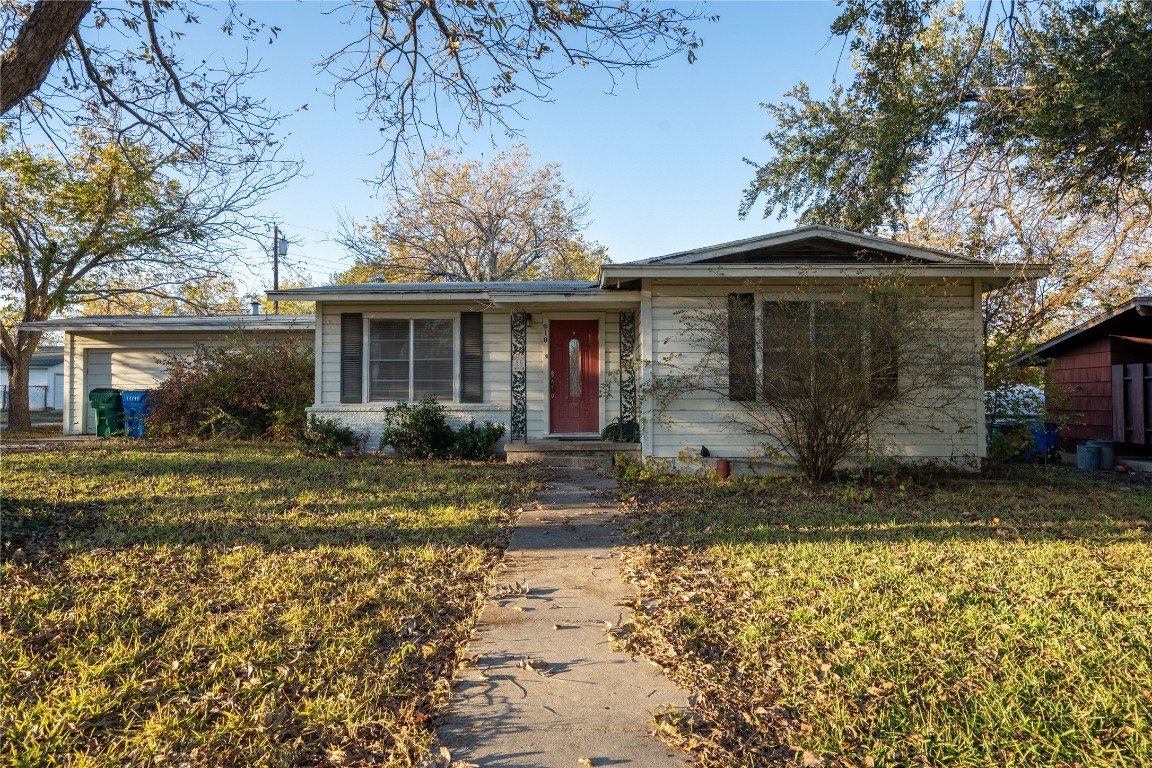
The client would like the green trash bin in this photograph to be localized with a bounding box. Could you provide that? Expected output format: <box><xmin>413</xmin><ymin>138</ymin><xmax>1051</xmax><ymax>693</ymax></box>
<box><xmin>89</xmin><ymin>388</ymin><xmax>124</xmax><ymax>437</ymax></box>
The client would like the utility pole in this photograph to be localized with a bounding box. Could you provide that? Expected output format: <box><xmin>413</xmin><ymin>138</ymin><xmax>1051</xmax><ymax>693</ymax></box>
<box><xmin>272</xmin><ymin>224</ymin><xmax>280</xmax><ymax>315</ymax></box>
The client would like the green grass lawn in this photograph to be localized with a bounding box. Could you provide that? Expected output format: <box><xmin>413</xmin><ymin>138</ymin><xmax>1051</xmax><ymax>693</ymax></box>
<box><xmin>1</xmin><ymin>443</ymin><xmax>545</xmax><ymax>767</ymax></box>
<box><xmin>620</xmin><ymin>466</ymin><xmax>1152</xmax><ymax>768</ymax></box>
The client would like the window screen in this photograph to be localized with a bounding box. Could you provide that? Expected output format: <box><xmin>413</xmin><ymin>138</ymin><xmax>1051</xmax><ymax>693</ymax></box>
<box><xmin>369</xmin><ymin>320</ymin><xmax>410</xmax><ymax>401</ymax></box>
<box><xmin>762</xmin><ymin>300</ymin><xmax>807</xmax><ymax>398</ymax></box>
<box><xmin>413</xmin><ymin>319</ymin><xmax>453</xmax><ymax>398</ymax></box>
<box><xmin>369</xmin><ymin>319</ymin><xmax>454</xmax><ymax>401</ymax></box>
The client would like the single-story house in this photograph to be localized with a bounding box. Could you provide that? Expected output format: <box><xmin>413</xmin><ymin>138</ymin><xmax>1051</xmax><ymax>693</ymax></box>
<box><xmin>0</xmin><ymin>346</ymin><xmax>66</xmax><ymax>411</ymax></box>
<box><xmin>18</xmin><ymin>314</ymin><xmax>313</xmax><ymax>435</ymax></box>
<box><xmin>1014</xmin><ymin>296</ymin><xmax>1151</xmax><ymax>453</ymax></box>
<box><xmin>266</xmin><ymin>226</ymin><xmax>1040</xmax><ymax>472</ymax></box>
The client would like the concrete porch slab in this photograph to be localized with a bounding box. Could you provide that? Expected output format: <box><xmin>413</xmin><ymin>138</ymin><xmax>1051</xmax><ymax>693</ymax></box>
<box><xmin>504</xmin><ymin>441</ymin><xmax>640</xmax><ymax>470</ymax></box>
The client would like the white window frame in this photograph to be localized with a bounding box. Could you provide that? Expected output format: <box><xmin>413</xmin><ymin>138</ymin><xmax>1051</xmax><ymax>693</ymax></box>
<box><xmin>364</xmin><ymin>316</ymin><xmax>458</xmax><ymax>403</ymax></box>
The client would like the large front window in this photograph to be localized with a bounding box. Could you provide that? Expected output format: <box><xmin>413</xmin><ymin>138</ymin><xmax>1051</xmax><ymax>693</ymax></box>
<box><xmin>369</xmin><ymin>319</ymin><xmax>453</xmax><ymax>401</ymax></box>
<box><xmin>740</xmin><ymin>297</ymin><xmax>897</xmax><ymax>402</ymax></box>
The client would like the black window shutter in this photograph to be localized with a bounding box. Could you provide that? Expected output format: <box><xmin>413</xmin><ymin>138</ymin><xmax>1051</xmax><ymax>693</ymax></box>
<box><xmin>460</xmin><ymin>312</ymin><xmax>484</xmax><ymax>403</ymax></box>
<box><xmin>728</xmin><ymin>293</ymin><xmax>756</xmax><ymax>401</ymax></box>
<box><xmin>340</xmin><ymin>313</ymin><xmax>363</xmax><ymax>404</ymax></box>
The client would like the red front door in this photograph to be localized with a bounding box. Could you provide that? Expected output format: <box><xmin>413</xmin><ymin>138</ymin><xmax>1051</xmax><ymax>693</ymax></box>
<box><xmin>549</xmin><ymin>320</ymin><xmax>599</xmax><ymax>433</ymax></box>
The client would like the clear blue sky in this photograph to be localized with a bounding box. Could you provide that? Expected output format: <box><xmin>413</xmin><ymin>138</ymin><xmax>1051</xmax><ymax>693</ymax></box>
<box><xmin>217</xmin><ymin>1</ymin><xmax>847</xmax><ymax>290</ymax></box>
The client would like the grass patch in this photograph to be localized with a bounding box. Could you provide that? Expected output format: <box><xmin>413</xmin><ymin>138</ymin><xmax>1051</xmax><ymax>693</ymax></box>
<box><xmin>1</xmin><ymin>442</ymin><xmax>545</xmax><ymax>767</ymax></box>
<box><xmin>620</xmin><ymin>466</ymin><xmax>1152</xmax><ymax>767</ymax></box>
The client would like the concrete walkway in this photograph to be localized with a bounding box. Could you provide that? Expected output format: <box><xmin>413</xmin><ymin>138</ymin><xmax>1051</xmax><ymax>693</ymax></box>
<box><xmin>436</xmin><ymin>468</ymin><xmax>689</xmax><ymax>768</ymax></box>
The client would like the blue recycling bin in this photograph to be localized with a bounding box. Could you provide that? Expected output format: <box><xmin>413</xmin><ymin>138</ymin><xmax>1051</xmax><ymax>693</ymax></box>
<box><xmin>1024</xmin><ymin>420</ymin><xmax>1060</xmax><ymax>462</ymax></box>
<box><xmin>120</xmin><ymin>390</ymin><xmax>152</xmax><ymax>437</ymax></box>
<box><xmin>989</xmin><ymin>418</ymin><xmax>1059</xmax><ymax>462</ymax></box>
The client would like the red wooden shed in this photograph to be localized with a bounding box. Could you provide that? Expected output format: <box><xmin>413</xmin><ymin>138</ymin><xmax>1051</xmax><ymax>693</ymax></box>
<box><xmin>1016</xmin><ymin>297</ymin><xmax>1152</xmax><ymax>454</ymax></box>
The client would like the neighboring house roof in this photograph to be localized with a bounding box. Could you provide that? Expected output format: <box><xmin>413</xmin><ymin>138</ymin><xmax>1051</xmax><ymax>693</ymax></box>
<box><xmin>19</xmin><ymin>314</ymin><xmax>314</xmax><ymax>333</ymax></box>
<box><xmin>1012</xmin><ymin>296</ymin><xmax>1152</xmax><ymax>365</ymax></box>
<box><xmin>29</xmin><ymin>346</ymin><xmax>65</xmax><ymax>368</ymax></box>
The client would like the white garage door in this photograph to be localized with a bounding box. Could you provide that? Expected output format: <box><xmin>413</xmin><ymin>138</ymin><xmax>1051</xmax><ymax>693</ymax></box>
<box><xmin>111</xmin><ymin>351</ymin><xmax>169</xmax><ymax>390</ymax></box>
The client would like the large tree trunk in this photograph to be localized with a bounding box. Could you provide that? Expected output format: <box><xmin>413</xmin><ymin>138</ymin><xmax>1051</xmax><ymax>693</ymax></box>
<box><xmin>2</xmin><ymin>329</ymin><xmax>43</xmax><ymax>432</ymax></box>
<box><xmin>0</xmin><ymin>0</ymin><xmax>93</xmax><ymax>114</ymax></box>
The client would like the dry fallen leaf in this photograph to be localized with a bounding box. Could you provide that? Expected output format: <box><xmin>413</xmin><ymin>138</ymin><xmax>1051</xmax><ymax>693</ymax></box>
<box><xmin>517</xmin><ymin>656</ymin><xmax>552</xmax><ymax>676</ymax></box>
<box><xmin>800</xmin><ymin>750</ymin><xmax>824</xmax><ymax>767</ymax></box>
<box><xmin>579</xmin><ymin>758</ymin><xmax>594</xmax><ymax>767</ymax></box>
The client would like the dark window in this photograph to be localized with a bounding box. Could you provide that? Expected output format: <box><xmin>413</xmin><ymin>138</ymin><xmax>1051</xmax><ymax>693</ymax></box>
<box><xmin>761</xmin><ymin>300</ymin><xmax>809</xmax><ymax>398</ymax></box>
<box><xmin>758</xmin><ymin>299</ymin><xmax>889</xmax><ymax>400</ymax></box>
<box><xmin>868</xmin><ymin>294</ymin><xmax>900</xmax><ymax>400</ymax></box>
<box><xmin>368</xmin><ymin>319</ymin><xmax>454</xmax><ymax>401</ymax></box>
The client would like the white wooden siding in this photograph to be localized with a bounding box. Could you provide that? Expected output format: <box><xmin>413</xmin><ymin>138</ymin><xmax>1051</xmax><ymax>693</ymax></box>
<box><xmin>316</xmin><ymin>302</ymin><xmax>627</xmax><ymax>444</ymax></box>
<box><xmin>643</xmin><ymin>278</ymin><xmax>984</xmax><ymax>467</ymax></box>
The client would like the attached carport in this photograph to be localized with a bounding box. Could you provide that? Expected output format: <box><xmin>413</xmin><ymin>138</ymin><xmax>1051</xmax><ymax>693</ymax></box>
<box><xmin>19</xmin><ymin>314</ymin><xmax>314</xmax><ymax>435</ymax></box>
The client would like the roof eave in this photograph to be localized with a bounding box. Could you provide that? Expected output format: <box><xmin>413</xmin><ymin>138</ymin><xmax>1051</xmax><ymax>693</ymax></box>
<box><xmin>599</xmin><ymin>263</ymin><xmax>1049</xmax><ymax>288</ymax></box>
<box><xmin>489</xmin><ymin>290</ymin><xmax>640</xmax><ymax>304</ymax></box>
<box><xmin>266</xmin><ymin>290</ymin><xmax>495</xmax><ymax>302</ymax></box>
<box><xmin>18</xmin><ymin>315</ymin><xmax>314</xmax><ymax>333</ymax></box>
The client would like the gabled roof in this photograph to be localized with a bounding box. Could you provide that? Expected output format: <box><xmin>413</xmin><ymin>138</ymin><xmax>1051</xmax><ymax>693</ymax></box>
<box><xmin>263</xmin><ymin>226</ymin><xmax>1045</xmax><ymax>301</ymax></box>
<box><xmin>1013</xmin><ymin>296</ymin><xmax>1152</xmax><ymax>364</ymax></box>
<box><xmin>630</xmin><ymin>224</ymin><xmax>984</xmax><ymax>266</ymax></box>
<box><xmin>20</xmin><ymin>314</ymin><xmax>314</xmax><ymax>333</ymax></box>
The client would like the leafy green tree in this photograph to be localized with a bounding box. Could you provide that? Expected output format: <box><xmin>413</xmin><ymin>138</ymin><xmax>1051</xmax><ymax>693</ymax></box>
<box><xmin>742</xmin><ymin>0</ymin><xmax>1152</xmax><ymax>231</ymax></box>
<box><xmin>336</xmin><ymin>144</ymin><xmax>609</xmax><ymax>283</ymax></box>
<box><xmin>0</xmin><ymin>125</ymin><xmax>290</xmax><ymax>430</ymax></box>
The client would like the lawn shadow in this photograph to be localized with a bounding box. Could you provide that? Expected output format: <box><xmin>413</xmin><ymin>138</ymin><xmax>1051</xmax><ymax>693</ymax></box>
<box><xmin>624</xmin><ymin>467</ymin><xmax>1152</xmax><ymax>550</ymax></box>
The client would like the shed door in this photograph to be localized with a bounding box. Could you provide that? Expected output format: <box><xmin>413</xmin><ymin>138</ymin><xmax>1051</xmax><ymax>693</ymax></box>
<box><xmin>53</xmin><ymin>373</ymin><xmax>64</xmax><ymax>410</ymax></box>
<box><xmin>549</xmin><ymin>320</ymin><xmax>599</xmax><ymax>434</ymax></box>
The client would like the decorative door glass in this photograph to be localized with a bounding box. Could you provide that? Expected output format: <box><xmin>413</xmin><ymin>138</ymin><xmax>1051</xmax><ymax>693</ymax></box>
<box><xmin>568</xmin><ymin>338</ymin><xmax>581</xmax><ymax>397</ymax></box>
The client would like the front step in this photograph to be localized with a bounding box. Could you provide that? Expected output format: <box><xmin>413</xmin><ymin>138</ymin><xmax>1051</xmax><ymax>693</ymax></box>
<box><xmin>504</xmin><ymin>440</ymin><xmax>640</xmax><ymax>471</ymax></box>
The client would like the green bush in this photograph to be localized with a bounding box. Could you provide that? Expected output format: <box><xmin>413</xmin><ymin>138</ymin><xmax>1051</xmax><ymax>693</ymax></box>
<box><xmin>381</xmin><ymin>396</ymin><xmax>455</xmax><ymax>459</ymax></box>
<box><xmin>148</xmin><ymin>334</ymin><xmax>313</xmax><ymax>440</ymax></box>
<box><xmin>380</xmin><ymin>396</ymin><xmax>505</xmax><ymax>460</ymax></box>
<box><xmin>449</xmin><ymin>420</ymin><xmax>507</xmax><ymax>460</ymax></box>
<box><xmin>296</xmin><ymin>415</ymin><xmax>363</xmax><ymax>457</ymax></box>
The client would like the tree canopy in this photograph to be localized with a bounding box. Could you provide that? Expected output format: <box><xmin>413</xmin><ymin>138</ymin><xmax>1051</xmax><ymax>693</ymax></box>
<box><xmin>336</xmin><ymin>144</ymin><xmax>608</xmax><ymax>283</ymax></box>
<box><xmin>742</xmin><ymin>0</ymin><xmax>1152</xmax><ymax>232</ymax></box>
<box><xmin>0</xmin><ymin>122</ymin><xmax>290</xmax><ymax>428</ymax></box>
